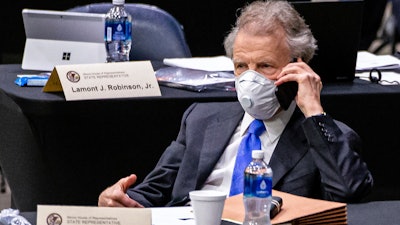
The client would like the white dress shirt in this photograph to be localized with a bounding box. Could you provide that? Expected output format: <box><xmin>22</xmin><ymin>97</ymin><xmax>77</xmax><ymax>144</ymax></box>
<box><xmin>201</xmin><ymin>102</ymin><xmax>296</xmax><ymax>194</ymax></box>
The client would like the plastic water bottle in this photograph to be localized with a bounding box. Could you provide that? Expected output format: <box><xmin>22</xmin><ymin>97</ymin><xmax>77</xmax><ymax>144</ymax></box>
<box><xmin>104</xmin><ymin>0</ymin><xmax>132</xmax><ymax>62</ymax></box>
<box><xmin>243</xmin><ymin>150</ymin><xmax>273</xmax><ymax>225</ymax></box>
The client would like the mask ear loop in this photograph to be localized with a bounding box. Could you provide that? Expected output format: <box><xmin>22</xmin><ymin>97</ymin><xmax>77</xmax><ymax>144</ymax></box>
<box><xmin>369</xmin><ymin>68</ymin><xmax>381</xmax><ymax>83</ymax></box>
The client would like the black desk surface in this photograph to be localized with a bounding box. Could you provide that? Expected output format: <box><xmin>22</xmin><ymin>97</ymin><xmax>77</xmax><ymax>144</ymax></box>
<box><xmin>2</xmin><ymin>63</ymin><xmax>400</xmax><ymax>110</ymax></box>
<box><xmin>0</xmin><ymin>64</ymin><xmax>238</xmax><ymax>115</ymax></box>
<box><xmin>15</xmin><ymin>200</ymin><xmax>400</xmax><ymax>225</ymax></box>
<box><xmin>2</xmin><ymin>63</ymin><xmax>400</xmax><ymax>118</ymax></box>
<box><xmin>3</xmin><ymin>63</ymin><xmax>400</xmax><ymax>99</ymax></box>
<box><xmin>1</xmin><ymin>64</ymin><xmax>400</xmax><ymax>211</ymax></box>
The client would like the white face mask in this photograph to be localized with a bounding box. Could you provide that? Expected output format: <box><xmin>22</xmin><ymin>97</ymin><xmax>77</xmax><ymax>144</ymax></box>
<box><xmin>235</xmin><ymin>70</ymin><xmax>280</xmax><ymax>120</ymax></box>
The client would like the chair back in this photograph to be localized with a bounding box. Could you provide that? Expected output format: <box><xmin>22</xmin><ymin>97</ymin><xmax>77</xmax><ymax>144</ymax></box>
<box><xmin>68</xmin><ymin>3</ymin><xmax>192</xmax><ymax>61</ymax></box>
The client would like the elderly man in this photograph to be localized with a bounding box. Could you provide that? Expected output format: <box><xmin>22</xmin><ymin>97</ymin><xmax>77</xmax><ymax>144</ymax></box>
<box><xmin>98</xmin><ymin>0</ymin><xmax>373</xmax><ymax>207</ymax></box>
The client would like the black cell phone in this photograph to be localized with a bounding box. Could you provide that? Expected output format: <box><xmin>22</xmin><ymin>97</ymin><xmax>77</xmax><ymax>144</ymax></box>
<box><xmin>275</xmin><ymin>81</ymin><xmax>298</xmax><ymax>110</ymax></box>
<box><xmin>270</xmin><ymin>196</ymin><xmax>283</xmax><ymax>219</ymax></box>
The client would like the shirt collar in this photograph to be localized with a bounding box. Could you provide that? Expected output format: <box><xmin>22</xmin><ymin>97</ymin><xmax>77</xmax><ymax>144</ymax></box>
<box><xmin>240</xmin><ymin>101</ymin><xmax>296</xmax><ymax>142</ymax></box>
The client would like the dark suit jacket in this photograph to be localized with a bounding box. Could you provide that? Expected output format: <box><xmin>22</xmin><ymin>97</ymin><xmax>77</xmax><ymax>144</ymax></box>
<box><xmin>127</xmin><ymin>102</ymin><xmax>373</xmax><ymax>206</ymax></box>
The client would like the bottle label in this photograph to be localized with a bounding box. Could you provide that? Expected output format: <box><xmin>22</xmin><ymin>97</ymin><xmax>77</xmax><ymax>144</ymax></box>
<box><xmin>105</xmin><ymin>20</ymin><xmax>132</xmax><ymax>42</ymax></box>
<box><xmin>243</xmin><ymin>173</ymin><xmax>272</xmax><ymax>198</ymax></box>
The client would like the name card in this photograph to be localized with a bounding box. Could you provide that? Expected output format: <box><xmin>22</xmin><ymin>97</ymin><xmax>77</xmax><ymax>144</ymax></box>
<box><xmin>37</xmin><ymin>205</ymin><xmax>151</xmax><ymax>225</ymax></box>
<box><xmin>43</xmin><ymin>61</ymin><xmax>161</xmax><ymax>101</ymax></box>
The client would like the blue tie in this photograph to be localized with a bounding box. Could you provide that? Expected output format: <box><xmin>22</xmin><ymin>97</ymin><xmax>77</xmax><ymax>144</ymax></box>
<box><xmin>229</xmin><ymin>119</ymin><xmax>266</xmax><ymax>196</ymax></box>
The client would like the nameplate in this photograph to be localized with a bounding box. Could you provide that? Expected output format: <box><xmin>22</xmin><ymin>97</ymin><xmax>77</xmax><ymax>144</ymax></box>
<box><xmin>37</xmin><ymin>205</ymin><xmax>151</xmax><ymax>225</ymax></box>
<box><xmin>42</xmin><ymin>61</ymin><xmax>162</xmax><ymax>101</ymax></box>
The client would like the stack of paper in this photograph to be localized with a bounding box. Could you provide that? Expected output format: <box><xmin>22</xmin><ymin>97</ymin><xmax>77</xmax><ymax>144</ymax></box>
<box><xmin>163</xmin><ymin>56</ymin><xmax>234</xmax><ymax>72</ymax></box>
<box><xmin>156</xmin><ymin>56</ymin><xmax>236</xmax><ymax>92</ymax></box>
<box><xmin>356</xmin><ymin>51</ymin><xmax>400</xmax><ymax>72</ymax></box>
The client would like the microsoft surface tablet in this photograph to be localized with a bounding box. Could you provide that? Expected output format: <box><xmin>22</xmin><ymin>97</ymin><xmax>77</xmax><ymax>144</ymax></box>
<box><xmin>21</xmin><ymin>9</ymin><xmax>107</xmax><ymax>71</ymax></box>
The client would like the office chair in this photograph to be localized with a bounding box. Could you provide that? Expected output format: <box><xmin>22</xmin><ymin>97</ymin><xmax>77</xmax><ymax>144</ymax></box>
<box><xmin>68</xmin><ymin>3</ymin><xmax>192</xmax><ymax>61</ymax></box>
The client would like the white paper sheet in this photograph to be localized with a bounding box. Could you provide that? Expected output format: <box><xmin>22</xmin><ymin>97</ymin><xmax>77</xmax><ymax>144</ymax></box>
<box><xmin>163</xmin><ymin>56</ymin><xmax>234</xmax><ymax>72</ymax></box>
<box><xmin>356</xmin><ymin>51</ymin><xmax>400</xmax><ymax>72</ymax></box>
<box><xmin>151</xmin><ymin>206</ymin><xmax>195</xmax><ymax>225</ymax></box>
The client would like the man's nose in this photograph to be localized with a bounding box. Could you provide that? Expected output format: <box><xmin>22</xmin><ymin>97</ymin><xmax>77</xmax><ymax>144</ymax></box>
<box><xmin>248</xmin><ymin>65</ymin><xmax>257</xmax><ymax>71</ymax></box>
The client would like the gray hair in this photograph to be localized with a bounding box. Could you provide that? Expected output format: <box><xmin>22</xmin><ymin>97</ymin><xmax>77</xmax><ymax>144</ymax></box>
<box><xmin>223</xmin><ymin>0</ymin><xmax>317</xmax><ymax>63</ymax></box>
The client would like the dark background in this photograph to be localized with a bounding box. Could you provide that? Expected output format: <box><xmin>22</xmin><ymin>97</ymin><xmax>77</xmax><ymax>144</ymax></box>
<box><xmin>0</xmin><ymin>0</ymin><xmax>386</xmax><ymax>63</ymax></box>
<box><xmin>1</xmin><ymin>0</ymin><xmax>342</xmax><ymax>64</ymax></box>
<box><xmin>0</xmin><ymin>0</ymin><xmax>250</xmax><ymax>63</ymax></box>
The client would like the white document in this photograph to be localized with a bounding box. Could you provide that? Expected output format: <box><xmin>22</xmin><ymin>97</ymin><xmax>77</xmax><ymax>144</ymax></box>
<box><xmin>163</xmin><ymin>56</ymin><xmax>234</xmax><ymax>72</ymax></box>
<box><xmin>151</xmin><ymin>207</ymin><xmax>195</xmax><ymax>225</ymax></box>
<box><xmin>36</xmin><ymin>206</ymin><xmax>198</xmax><ymax>225</ymax></box>
<box><xmin>356</xmin><ymin>51</ymin><xmax>400</xmax><ymax>72</ymax></box>
<box><xmin>37</xmin><ymin>205</ymin><xmax>151</xmax><ymax>225</ymax></box>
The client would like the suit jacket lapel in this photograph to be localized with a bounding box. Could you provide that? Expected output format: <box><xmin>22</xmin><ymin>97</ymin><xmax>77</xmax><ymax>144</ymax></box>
<box><xmin>195</xmin><ymin>103</ymin><xmax>244</xmax><ymax>189</ymax></box>
<box><xmin>270</xmin><ymin>109</ymin><xmax>308</xmax><ymax>187</ymax></box>
<box><xmin>192</xmin><ymin>104</ymin><xmax>308</xmax><ymax>190</ymax></box>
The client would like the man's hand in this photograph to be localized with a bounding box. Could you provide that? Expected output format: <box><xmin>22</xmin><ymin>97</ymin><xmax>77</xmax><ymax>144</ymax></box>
<box><xmin>276</xmin><ymin>58</ymin><xmax>324</xmax><ymax>117</ymax></box>
<box><xmin>98</xmin><ymin>174</ymin><xmax>144</xmax><ymax>208</ymax></box>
